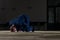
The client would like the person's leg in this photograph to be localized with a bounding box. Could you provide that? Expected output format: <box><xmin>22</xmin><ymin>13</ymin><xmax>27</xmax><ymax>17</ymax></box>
<box><xmin>32</xmin><ymin>26</ymin><xmax>34</xmax><ymax>32</ymax></box>
<box><xmin>20</xmin><ymin>25</ymin><xmax>24</xmax><ymax>32</ymax></box>
<box><xmin>25</xmin><ymin>26</ymin><xmax>29</xmax><ymax>32</ymax></box>
<box><xmin>22</xmin><ymin>25</ymin><xmax>28</xmax><ymax>32</ymax></box>
<box><xmin>21</xmin><ymin>27</ymin><xmax>25</xmax><ymax>32</ymax></box>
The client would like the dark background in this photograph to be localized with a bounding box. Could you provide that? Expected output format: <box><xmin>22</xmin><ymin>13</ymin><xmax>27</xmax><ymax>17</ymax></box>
<box><xmin>0</xmin><ymin>0</ymin><xmax>47</xmax><ymax>23</ymax></box>
<box><xmin>0</xmin><ymin>0</ymin><xmax>47</xmax><ymax>31</ymax></box>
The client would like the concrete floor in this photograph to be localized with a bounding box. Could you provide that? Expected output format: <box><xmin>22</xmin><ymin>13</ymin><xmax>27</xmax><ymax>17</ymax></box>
<box><xmin>0</xmin><ymin>31</ymin><xmax>60</xmax><ymax>40</ymax></box>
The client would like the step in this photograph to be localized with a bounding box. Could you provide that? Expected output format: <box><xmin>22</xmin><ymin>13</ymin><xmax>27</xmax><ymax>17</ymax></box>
<box><xmin>0</xmin><ymin>31</ymin><xmax>60</xmax><ymax>40</ymax></box>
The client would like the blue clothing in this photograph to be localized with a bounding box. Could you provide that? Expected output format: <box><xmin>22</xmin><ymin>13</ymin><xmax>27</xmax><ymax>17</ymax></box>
<box><xmin>9</xmin><ymin>14</ymin><xmax>32</xmax><ymax>32</ymax></box>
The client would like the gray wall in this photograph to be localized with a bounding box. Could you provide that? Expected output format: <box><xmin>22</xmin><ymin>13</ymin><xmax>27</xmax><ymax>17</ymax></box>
<box><xmin>0</xmin><ymin>0</ymin><xmax>47</xmax><ymax>23</ymax></box>
<box><xmin>32</xmin><ymin>0</ymin><xmax>47</xmax><ymax>22</ymax></box>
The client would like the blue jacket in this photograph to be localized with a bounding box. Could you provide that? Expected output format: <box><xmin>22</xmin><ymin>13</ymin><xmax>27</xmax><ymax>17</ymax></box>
<box><xmin>9</xmin><ymin>14</ymin><xmax>32</xmax><ymax>31</ymax></box>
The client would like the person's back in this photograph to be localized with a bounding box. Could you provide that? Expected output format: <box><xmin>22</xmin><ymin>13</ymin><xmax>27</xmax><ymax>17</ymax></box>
<box><xmin>18</xmin><ymin>14</ymin><xmax>30</xmax><ymax>32</ymax></box>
